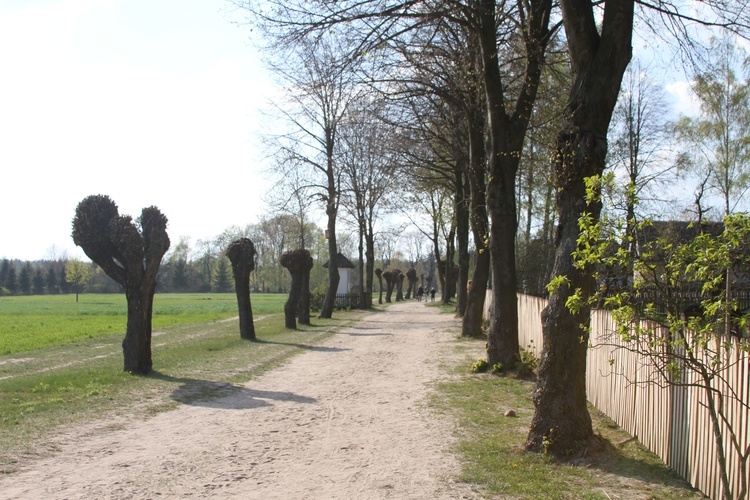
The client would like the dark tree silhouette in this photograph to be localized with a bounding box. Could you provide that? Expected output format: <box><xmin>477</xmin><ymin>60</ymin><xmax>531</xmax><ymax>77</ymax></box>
<box><xmin>395</xmin><ymin>270</ymin><xmax>405</xmax><ymax>302</ymax></box>
<box><xmin>375</xmin><ymin>268</ymin><xmax>383</xmax><ymax>304</ymax></box>
<box><xmin>405</xmin><ymin>268</ymin><xmax>417</xmax><ymax>300</ymax></box>
<box><xmin>280</xmin><ymin>249</ymin><xmax>314</xmax><ymax>329</ymax></box>
<box><xmin>226</xmin><ymin>238</ymin><xmax>257</xmax><ymax>340</ymax></box>
<box><xmin>296</xmin><ymin>251</ymin><xmax>314</xmax><ymax>325</ymax></box>
<box><xmin>382</xmin><ymin>270</ymin><xmax>394</xmax><ymax>303</ymax></box>
<box><xmin>72</xmin><ymin>195</ymin><xmax>170</xmax><ymax>375</ymax></box>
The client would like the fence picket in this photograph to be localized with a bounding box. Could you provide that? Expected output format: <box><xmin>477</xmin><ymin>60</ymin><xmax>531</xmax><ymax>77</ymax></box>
<box><xmin>507</xmin><ymin>292</ymin><xmax>749</xmax><ymax>499</ymax></box>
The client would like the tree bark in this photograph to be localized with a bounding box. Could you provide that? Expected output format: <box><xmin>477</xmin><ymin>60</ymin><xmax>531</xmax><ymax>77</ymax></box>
<box><xmin>282</xmin><ymin>249</ymin><xmax>314</xmax><ymax>328</ymax></box>
<box><xmin>526</xmin><ymin>0</ymin><xmax>633</xmax><ymax>454</ymax></box>
<box><xmin>476</xmin><ymin>0</ymin><xmax>550</xmax><ymax>369</ymax></box>
<box><xmin>365</xmin><ymin>227</ymin><xmax>375</xmax><ymax>309</ymax></box>
<box><xmin>396</xmin><ymin>271</ymin><xmax>405</xmax><ymax>301</ymax></box>
<box><xmin>375</xmin><ymin>268</ymin><xmax>383</xmax><ymax>304</ymax></box>
<box><xmin>297</xmin><ymin>267</ymin><xmax>311</xmax><ymax>325</ymax></box>
<box><xmin>227</xmin><ymin>238</ymin><xmax>257</xmax><ymax>341</ymax></box>
<box><xmin>320</xmin><ymin>201</ymin><xmax>340</xmax><ymax>318</ymax></box>
<box><xmin>285</xmin><ymin>272</ymin><xmax>301</xmax><ymax>329</ymax></box>
<box><xmin>455</xmin><ymin>165</ymin><xmax>471</xmax><ymax>316</ymax></box>
<box><xmin>122</xmin><ymin>282</ymin><xmax>155</xmax><ymax>374</ymax></box>
<box><xmin>232</xmin><ymin>261</ymin><xmax>256</xmax><ymax>340</ymax></box>
<box><xmin>462</xmin><ymin>96</ymin><xmax>490</xmax><ymax>336</ymax></box>
<box><xmin>72</xmin><ymin>197</ymin><xmax>170</xmax><ymax>375</ymax></box>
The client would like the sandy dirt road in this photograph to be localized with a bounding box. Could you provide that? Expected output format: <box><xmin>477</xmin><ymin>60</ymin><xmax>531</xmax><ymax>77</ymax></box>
<box><xmin>0</xmin><ymin>300</ymin><xmax>483</xmax><ymax>499</ymax></box>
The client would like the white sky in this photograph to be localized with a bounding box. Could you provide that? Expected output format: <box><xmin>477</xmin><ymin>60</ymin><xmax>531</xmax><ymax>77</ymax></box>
<box><xmin>0</xmin><ymin>0</ymin><xmax>708</xmax><ymax>262</ymax></box>
<box><xmin>0</xmin><ymin>0</ymin><xmax>276</xmax><ymax>261</ymax></box>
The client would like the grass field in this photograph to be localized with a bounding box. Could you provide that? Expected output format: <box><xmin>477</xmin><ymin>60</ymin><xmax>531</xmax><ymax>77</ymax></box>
<box><xmin>0</xmin><ymin>293</ymin><xmax>284</xmax><ymax>355</ymax></box>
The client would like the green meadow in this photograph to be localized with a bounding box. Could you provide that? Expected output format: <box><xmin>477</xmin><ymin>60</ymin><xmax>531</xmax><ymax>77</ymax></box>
<box><xmin>0</xmin><ymin>293</ymin><xmax>284</xmax><ymax>355</ymax></box>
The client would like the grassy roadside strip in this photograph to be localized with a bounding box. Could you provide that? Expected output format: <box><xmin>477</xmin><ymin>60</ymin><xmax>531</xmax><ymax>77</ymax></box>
<box><xmin>0</xmin><ymin>308</ymin><xmax>369</xmax><ymax>473</ymax></box>
<box><xmin>432</xmin><ymin>333</ymin><xmax>704</xmax><ymax>499</ymax></box>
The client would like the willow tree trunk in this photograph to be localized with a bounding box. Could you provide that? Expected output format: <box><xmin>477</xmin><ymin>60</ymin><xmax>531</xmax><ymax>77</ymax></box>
<box><xmin>396</xmin><ymin>273</ymin><xmax>404</xmax><ymax>301</ymax></box>
<box><xmin>285</xmin><ymin>273</ymin><xmax>302</xmax><ymax>329</ymax></box>
<box><xmin>384</xmin><ymin>272</ymin><xmax>394</xmax><ymax>303</ymax></box>
<box><xmin>122</xmin><ymin>282</ymin><xmax>156</xmax><ymax>374</ymax></box>
<box><xmin>297</xmin><ymin>269</ymin><xmax>311</xmax><ymax>325</ymax></box>
<box><xmin>375</xmin><ymin>269</ymin><xmax>383</xmax><ymax>305</ymax></box>
<box><xmin>232</xmin><ymin>263</ymin><xmax>255</xmax><ymax>340</ymax></box>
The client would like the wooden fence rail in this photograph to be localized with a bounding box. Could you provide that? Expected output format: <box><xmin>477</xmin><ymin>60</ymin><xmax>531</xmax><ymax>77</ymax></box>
<box><xmin>486</xmin><ymin>292</ymin><xmax>750</xmax><ymax>500</ymax></box>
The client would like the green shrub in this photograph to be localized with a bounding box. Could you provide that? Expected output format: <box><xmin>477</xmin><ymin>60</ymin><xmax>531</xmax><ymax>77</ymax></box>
<box><xmin>470</xmin><ymin>359</ymin><xmax>489</xmax><ymax>373</ymax></box>
<box><xmin>517</xmin><ymin>341</ymin><xmax>540</xmax><ymax>378</ymax></box>
<box><xmin>309</xmin><ymin>282</ymin><xmax>327</xmax><ymax>312</ymax></box>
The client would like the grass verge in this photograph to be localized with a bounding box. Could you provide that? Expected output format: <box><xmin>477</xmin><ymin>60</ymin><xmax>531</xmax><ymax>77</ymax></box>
<box><xmin>432</xmin><ymin>337</ymin><xmax>704</xmax><ymax>499</ymax></box>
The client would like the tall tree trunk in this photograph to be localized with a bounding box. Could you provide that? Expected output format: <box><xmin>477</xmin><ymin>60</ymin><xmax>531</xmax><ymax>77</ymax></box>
<box><xmin>463</xmin><ymin>105</ymin><xmax>490</xmax><ymax>337</ymax></box>
<box><xmin>477</xmin><ymin>0</ymin><xmax>550</xmax><ymax>369</ymax></box>
<box><xmin>364</xmin><ymin>233</ymin><xmax>374</xmax><ymax>309</ymax></box>
<box><xmin>320</xmin><ymin>202</ymin><xmax>340</xmax><ymax>319</ymax></box>
<box><xmin>358</xmin><ymin>219</ymin><xmax>367</xmax><ymax>309</ymax></box>
<box><xmin>527</xmin><ymin>0</ymin><xmax>633</xmax><ymax>454</ymax></box>
<box><xmin>483</xmin><ymin>19</ymin><xmax>521</xmax><ymax>364</ymax></box>
<box><xmin>456</xmin><ymin>164</ymin><xmax>471</xmax><ymax>316</ymax></box>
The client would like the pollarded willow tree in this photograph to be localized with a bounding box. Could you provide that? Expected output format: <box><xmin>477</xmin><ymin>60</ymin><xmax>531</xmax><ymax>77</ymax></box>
<box><xmin>280</xmin><ymin>249</ymin><xmax>314</xmax><ymax>329</ymax></box>
<box><xmin>382</xmin><ymin>270</ymin><xmax>395</xmax><ymax>303</ymax></box>
<box><xmin>226</xmin><ymin>238</ymin><xmax>257</xmax><ymax>340</ymax></box>
<box><xmin>72</xmin><ymin>195</ymin><xmax>170</xmax><ymax>375</ymax></box>
<box><xmin>405</xmin><ymin>268</ymin><xmax>418</xmax><ymax>299</ymax></box>
<box><xmin>396</xmin><ymin>270</ymin><xmax>406</xmax><ymax>301</ymax></box>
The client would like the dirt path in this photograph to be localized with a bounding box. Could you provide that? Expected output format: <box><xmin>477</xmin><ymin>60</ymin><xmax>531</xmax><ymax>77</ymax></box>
<box><xmin>0</xmin><ymin>301</ymin><xmax>483</xmax><ymax>499</ymax></box>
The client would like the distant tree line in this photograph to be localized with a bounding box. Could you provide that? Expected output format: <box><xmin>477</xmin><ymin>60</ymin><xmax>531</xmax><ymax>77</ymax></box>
<box><xmin>0</xmin><ymin>220</ymin><xmax>442</xmax><ymax>297</ymax></box>
<box><xmin>0</xmin><ymin>258</ymin><xmax>72</xmax><ymax>296</ymax></box>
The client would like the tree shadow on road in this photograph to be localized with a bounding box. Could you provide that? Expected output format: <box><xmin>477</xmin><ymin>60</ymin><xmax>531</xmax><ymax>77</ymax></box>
<box><xmin>150</xmin><ymin>372</ymin><xmax>318</xmax><ymax>410</ymax></box>
<box><xmin>251</xmin><ymin>338</ymin><xmax>351</xmax><ymax>353</ymax></box>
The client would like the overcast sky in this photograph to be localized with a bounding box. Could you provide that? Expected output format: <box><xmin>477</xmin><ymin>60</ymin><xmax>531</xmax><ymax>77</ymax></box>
<box><xmin>1</xmin><ymin>0</ymin><xmax>276</xmax><ymax>261</ymax></box>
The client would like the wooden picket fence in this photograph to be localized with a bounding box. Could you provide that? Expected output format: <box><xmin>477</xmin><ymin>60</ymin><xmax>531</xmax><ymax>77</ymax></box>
<box><xmin>487</xmin><ymin>292</ymin><xmax>750</xmax><ymax>500</ymax></box>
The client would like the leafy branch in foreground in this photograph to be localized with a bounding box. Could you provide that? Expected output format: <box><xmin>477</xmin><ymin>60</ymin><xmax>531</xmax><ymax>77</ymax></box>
<box><xmin>571</xmin><ymin>175</ymin><xmax>750</xmax><ymax>500</ymax></box>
